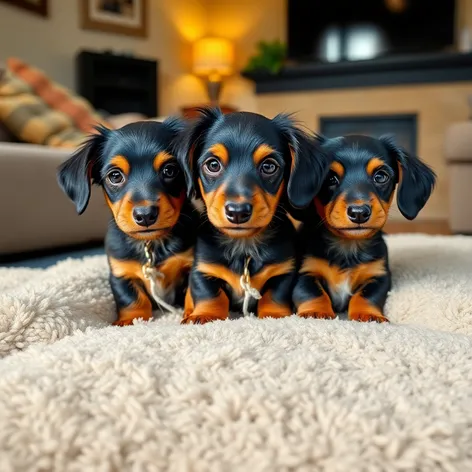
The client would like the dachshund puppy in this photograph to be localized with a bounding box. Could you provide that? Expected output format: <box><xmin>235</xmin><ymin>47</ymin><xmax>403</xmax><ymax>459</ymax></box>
<box><xmin>178</xmin><ymin>108</ymin><xmax>329</xmax><ymax>324</ymax></box>
<box><xmin>293</xmin><ymin>134</ymin><xmax>436</xmax><ymax>322</ymax></box>
<box><xmin>57</xmin><ymin>119</ymin><xmax>198</xmax><ymax>326</ymax></box>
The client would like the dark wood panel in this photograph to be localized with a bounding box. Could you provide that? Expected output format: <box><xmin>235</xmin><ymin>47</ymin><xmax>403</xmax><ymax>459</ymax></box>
<box><xmin>76</xmin><ymin>50</ymin><xmax>158</xmax><ymax>118</ymax></box>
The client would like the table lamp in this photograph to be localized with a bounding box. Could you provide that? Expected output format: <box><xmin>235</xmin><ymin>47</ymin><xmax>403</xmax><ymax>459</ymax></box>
<box><xmin>193</xmin><ymin>37</ymin><xmax>234</xmax><ymax>106</ymax></box>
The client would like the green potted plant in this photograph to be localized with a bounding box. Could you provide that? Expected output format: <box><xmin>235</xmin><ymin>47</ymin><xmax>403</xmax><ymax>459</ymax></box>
<box><xmin>242</xmin><ymin>39</ymin><xmax>286</xmax><ymax>75</ymax></box>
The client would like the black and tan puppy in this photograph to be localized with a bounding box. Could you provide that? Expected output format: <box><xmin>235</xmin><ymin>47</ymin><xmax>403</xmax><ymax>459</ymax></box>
<box><xmin>178</xmin><ymin>108</ymin><xmax>329</xmax><ymax>324</ymax></box>
<box><xmin>57</xmin><ymin>119</ymin><xmax>198</xmax><ymax>326</ymax></box>
<box><xmin>293</xmin><ymin>134</ymin><xmax>436</xmax><ymax>322</ymax></box>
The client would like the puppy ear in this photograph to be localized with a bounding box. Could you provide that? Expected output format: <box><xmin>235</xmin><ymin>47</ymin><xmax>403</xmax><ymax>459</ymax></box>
<box><xmin>57</xmin><ymin>126</ymin><xmax>108</xmax><ymax>215</ymax></box>
<box><xmin>162</xmin><ymin>115</ymin><xmax>186</xmax><ymax>138</ymax></box>
<box><xmin>272</xmin><ymin>114</ymin><xmax>331</xmax><ymax>209</ymax></box>
<box><xmin>379</xmin><ymin>134</ymin><xmax>436</xmax><ymax>220</ymax></box>
<box><xmin>177</xmin><ymin>107</ymin><xmax>223</xmax><ymax>198</ymax></box>
<box><xmin>161</xmin><ymin>115</ymin><xmax>187</xmax><ymax>158</ymax></box>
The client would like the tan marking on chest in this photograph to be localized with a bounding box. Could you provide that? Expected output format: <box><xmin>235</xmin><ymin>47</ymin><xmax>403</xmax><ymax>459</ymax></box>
<box><xmin>109</xmin><ymin>249</ymin><xmax>193</xmax><ymax>291</ymax></box>
<box><xmin>157</xmin><ymin>249</ymin><xmax>193</xmax><ymax>289</ymax></box>
<box><xmin>197</xmin><ymin>259</ymin><xmax>295</xmax><ymax>297</ymax></box>
<box><xmin>301</xmin><ymin>257</ymin><xmax>386</xmax><ymax>295</ymax></box>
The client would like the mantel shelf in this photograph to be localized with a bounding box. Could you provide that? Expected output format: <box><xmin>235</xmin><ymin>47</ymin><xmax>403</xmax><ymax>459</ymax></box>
<box><xmin>241</xmin><ymin>51</ymin><xmax>472</xmax><ymax>94</ymax></box>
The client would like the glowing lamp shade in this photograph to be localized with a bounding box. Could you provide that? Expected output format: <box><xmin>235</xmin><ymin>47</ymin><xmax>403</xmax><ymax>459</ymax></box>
<box><xmin>193</xmin><ymin>37</ymin><xmax>234</xmax><ymax>80</ymax></box>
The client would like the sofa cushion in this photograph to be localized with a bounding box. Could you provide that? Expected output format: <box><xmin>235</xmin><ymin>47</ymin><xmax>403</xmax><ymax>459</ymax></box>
<box><xmin>0</xmin><ymin>66</ymin><xmax>14</xmax><ymax>142</ymax></box>
<box><xmin>0</xmin><ymin>58</ymin><xmax>109</xmax><ymax>148</ymax></box>
<box><xmin>0</xmin><ymin>120</ymin><xmax>16</xmax><ymax>142</ymax></box>
<box><xmin>7</xmin><ymin>58</ymin><xmax>109</xmax><ymax>133</ymax></box>
<box><xmin>444</xmin><ymin>121</ymin><xmax>472</xmax><ymax>162</ymax></box>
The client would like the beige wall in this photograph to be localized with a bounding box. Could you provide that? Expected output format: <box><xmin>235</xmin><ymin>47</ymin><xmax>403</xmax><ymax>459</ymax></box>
<box><xmin>0</xmin><ymin>0</ymin><xmax>208</xmax><ymax>116</ymax></box>
<box><xmin>207</xmin><ymin>0</ymin><xmax>472</xmax><ymax>222</ymax></box>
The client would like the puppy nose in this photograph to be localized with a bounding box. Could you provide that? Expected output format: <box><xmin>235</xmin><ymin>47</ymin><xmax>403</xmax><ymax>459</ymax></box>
<box><xmin>347</xmin><ymin>204</ymin><xmax>371</xmax><ymax>224</ymax></box>
<box><xmin>133</xmin><ymin>206</ymin><xmax>158</xmax><ymax>227</ymax></box>
<box><xmin>225</xmin><ymin>202</ymin><xmax>253</xmax><ymax>224</ymax></box>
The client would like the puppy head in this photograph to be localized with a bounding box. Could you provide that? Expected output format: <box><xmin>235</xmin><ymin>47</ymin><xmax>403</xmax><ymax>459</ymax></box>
<box><xmin>178</xmin><ymin>108</ymin><xmax>328</xmax><ymax>239</ymax></box>
<box><xmin>57</xmin><ymin>118</ymin><xmax>187</xmax><ymax>240</ymax></box>
<box><xmin>315</xmin><ymin>134</ymin><xmax>436</xmax><ymax>239</ymax></box>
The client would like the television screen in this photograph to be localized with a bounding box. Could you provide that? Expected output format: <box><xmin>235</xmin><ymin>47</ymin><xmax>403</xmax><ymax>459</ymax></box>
<box><xmin>287</xmin><ymin>0</ymin><xmax>456</xmax><ymax>63</ymax></box>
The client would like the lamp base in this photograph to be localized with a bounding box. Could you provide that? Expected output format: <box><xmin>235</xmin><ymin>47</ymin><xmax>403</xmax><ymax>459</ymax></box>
<box><xmin>206</xmin><ymin>78</ymin><xmax>222</xmax><ymax>106</ymax></box>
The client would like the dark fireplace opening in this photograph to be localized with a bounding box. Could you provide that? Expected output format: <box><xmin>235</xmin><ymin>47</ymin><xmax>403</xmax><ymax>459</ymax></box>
<box><xmin>319</xmin><ymin>114</ymin><xmax>417</xmax><ymax>154</ymax></box>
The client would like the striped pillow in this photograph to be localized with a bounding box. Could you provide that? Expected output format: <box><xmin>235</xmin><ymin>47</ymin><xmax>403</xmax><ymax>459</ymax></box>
<box><xmin>0</xmin><ymin>58</ymin><xmax>110</xmax><ymax>148</ymax></box>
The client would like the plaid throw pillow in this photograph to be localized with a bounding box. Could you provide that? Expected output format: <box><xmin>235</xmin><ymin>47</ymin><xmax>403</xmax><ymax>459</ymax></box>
<box><xmin>0</xmin><ymin>58</ymin><xmax>110</xmax><ymax>148</ymax></box>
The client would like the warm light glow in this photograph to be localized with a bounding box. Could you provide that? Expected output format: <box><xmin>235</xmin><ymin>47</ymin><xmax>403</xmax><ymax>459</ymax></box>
<box><xmin>193</xmin><ymin>37</ymin><xmax>234</xmax><ymax>78</ymax></box>
<box><xmin>159</xmin><ymin>1</ymin><xmax>206</xmax><ymax>42</ymax></box>
<box><xmin>385</xmin><ymin>0</ymin><xmax>407</xmax><ymax>13</ymax></box>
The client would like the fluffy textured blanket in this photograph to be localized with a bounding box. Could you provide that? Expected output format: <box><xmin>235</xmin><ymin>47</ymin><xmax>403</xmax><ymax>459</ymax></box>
<box><xmin>0</xmin><ymin>234</ymin><xmax>471</xmax><ymax>471</ymax></box>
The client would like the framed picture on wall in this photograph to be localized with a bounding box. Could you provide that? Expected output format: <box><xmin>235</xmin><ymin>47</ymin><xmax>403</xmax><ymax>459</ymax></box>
<box><xmin>80</xmin><ymin>0</ymin><xmax>148</xmax><ymax>38</ymax></box>
<box><xmin>0</xmin><ymin>0</ymin><xmax>48</xmax><ymax>17</ymax></box>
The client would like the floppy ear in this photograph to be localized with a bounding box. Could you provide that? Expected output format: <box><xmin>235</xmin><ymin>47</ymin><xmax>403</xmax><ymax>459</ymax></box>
<box><xmin>161</xmin><ymin>115</ymin><xmax>186</xmax><ymax>144</ymax></box>
<box><xmin>177</xmin><ymin>107</ymin><xmax>223</xmax><ymax>198</ymax></box>
<box><xmin>272</xmin><ymin>114</ymin><xmax>331</xmax><ymax>209</ymax></box>
<box><xmin>379</xmin><ymin>135</ymin><xmax>436</xmax><ymax>220</ymax></box>
<box><xmin>160</xmin><ymin>116</ymin><xmax>187</xmax><ymax>167</ymax></box>
<box><xmin>56</xmin><ymin>126</ymin><xmax>108</xmax><ymax>215</ymax></box>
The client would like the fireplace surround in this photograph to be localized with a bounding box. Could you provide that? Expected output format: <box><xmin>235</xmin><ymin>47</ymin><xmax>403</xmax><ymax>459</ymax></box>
<box><xmin>319</xmin><ymin>114</ymin><xmax>417</xmax><ymax>154</ymax></box>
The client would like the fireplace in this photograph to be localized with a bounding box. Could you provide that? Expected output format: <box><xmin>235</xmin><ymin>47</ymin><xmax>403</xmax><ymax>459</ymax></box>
<box><xmin>319</xmin><ymin>114</ymin><xmax>417</xmax><ymax>154</ymax></box>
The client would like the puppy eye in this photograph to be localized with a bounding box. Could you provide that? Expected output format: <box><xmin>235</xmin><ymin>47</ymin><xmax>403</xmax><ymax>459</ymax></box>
<box><xmin>203</xmin><ymin>158</ymin><xmax>223</xmax><ymax>176</ymax></box>
<box><xmin>162</xmin><ymin>162</ymin><xmax>179</xmax><ymax>179</ymax></box>
<box><xmin>106</xmin><ymin>169</ymin><xmax>125</xmax><ymax>186</ymax></box>
<box><xmin>326</xmin><ymin>171</ymin><xmax>340</xmax><ymax>188</ymax></box>
<box><xmin>259</xmin><ymin>158</ymin><xmax>279</xmax><ymax>176</ymax></box>
<box><xmin>373</xmin><ymin>170</ymin><xmax>390</xmax><ymax>184</ymax></box>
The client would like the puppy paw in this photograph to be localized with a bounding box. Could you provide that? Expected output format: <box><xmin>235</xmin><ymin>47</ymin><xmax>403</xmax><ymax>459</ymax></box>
<box><xmin>349</xmin><ymin>312</ymin><xmax>389</xmax><ymax>323</ymax></box>
<box><xmin>258</xmin><ymin>313</ymin><xmax>293</xmax><ymax>319</ymax></box>
<box><xmin>181</xmin><ymin>313</ymin><xmax>227</xmax><ymax>325</ymax></box>
<box><xmin>298</xmin><ymin>311</ymin><xmax>336</xmax><ymax>320</ymax></box>
<box><xmin>113</xmin><ymin>319</ymin><xmax>135</xmax><ymax>327</ymax></box>
<box><xmin>258</xmin><ymin>310</ymin><xmax>293</xmax><ymax>319</ymax></box>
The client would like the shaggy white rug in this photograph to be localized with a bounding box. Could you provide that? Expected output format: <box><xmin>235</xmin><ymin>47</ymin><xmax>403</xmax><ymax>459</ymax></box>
<box><xmin>0</xmin><ymin>234</ymin><xmax>471</xmax><ymax>471</ymax></box>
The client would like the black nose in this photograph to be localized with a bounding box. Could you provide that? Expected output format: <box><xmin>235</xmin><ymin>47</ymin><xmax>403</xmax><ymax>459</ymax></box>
<box><xmin>133</xmin><ymin>206</ymin><xmax>158</xmax><ymax>227</ymax></box>
<box><xmin>347</xmin><ymin>204</ymin><xmax>371</xmax><ymax>224</ymax></box>
<box><xmin>225</xmin><ymin>202</ymin><xmax>253</xmax><ymax>224</ymax></box>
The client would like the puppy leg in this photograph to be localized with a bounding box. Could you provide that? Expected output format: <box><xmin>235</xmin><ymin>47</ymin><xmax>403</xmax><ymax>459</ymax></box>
<box><xmin>109</xmin><ymin>275</ymin><xmax>153</xmax><ymax>326</ymax></box>
<box><xmin>293</xmin><ymin>274</ymin><xmax>336</xmax><ymax>320</ymax></box>
<box><xmin>257</xmin><ymin>273</ymin><xmax>295</xmax><ymax>319</ymax></box>
<box><xmin>181</xmin><ymin>269</ymin><xmax>229</xmax><ymax>324</ymax></box>
<box><xmin>348</xmin><ymin>276</ymin><xmax>390</xmax><ymax>323</ymax></box>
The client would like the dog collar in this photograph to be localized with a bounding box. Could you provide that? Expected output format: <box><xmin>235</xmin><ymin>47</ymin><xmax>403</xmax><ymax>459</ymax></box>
<box><xmin>142</xmin><ymin>241</ymin><xmax>179</xmax><ymax>316</ymax></box>
<box><xmin>239</xmin><ymin>256</ymin><xmax>261</xmax><ymax>317</ymax></box>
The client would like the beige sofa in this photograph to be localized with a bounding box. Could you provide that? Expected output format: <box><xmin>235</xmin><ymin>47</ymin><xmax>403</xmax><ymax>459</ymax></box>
<box><xmin>0</xmin><ymin>142</ymin><xmax>109</xmax><ymax>256</ymax></box>
<box><xmin>444</xmin><ymin>121</ymin><xmax>472</xmax><ymax>234</ymax></box>
<box><xmin>0</xmin><ymin>113</ymin><xmax>165</xmax><ymax>257</ymax></box>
